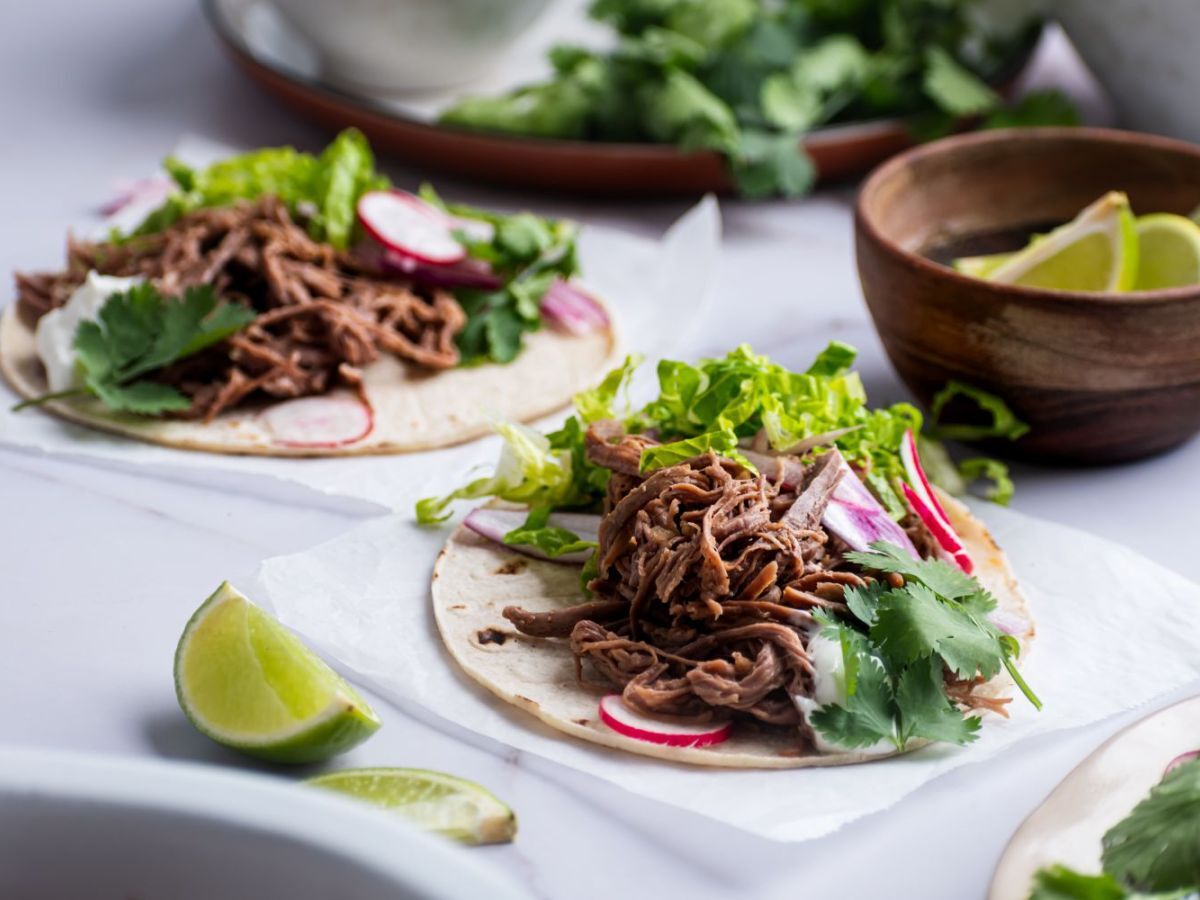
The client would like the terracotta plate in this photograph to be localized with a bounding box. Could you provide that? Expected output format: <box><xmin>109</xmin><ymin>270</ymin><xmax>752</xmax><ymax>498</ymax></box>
<box><xmin>203</xmin><ymin>0</ymin><xmax>1032</xmax><ymax>196</ymax></box>
<box><xmin>989</xmin><ymin>695</ymin><xmax>1200</xmax><ymax>899</ymax></box>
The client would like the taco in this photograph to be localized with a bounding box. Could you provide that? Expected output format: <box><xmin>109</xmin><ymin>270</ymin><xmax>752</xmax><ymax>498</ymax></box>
<box><xmin>425</xmin><ymin>345</ymin><xmax>1037</xmax><ymax>767</ymax></box>
<box><xmin>2</xmin><ymin>130</ymin><xmax>616</xmax><ymax>456</ymax></box>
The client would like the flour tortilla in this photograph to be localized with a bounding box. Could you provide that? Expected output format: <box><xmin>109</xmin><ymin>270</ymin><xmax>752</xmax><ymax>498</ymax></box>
<box><xmin>431</xmin><ymin>489</ymin><xmax>1035</xmax><ymax>768</ymax></box>
<box><xmin>0</xmin><ymin>302</ymin><xmax>618</xmax><ymax>456</ymax></box>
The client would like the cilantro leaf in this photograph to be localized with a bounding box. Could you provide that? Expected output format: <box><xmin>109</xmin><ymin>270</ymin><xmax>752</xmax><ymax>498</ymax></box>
<box><xmin>1029</xmin><ymin>866</ymin><xmax>1128</xmax><ymax>900</ymax></box>
<box><xmin>922</xmin><ymin>46</ymin><xmax>1000</xmax><ymax>117</ymax></box>
<box><xmin>845</xmin><ymin>542</ymin><xmax>982</xmax><ymax>601</ymax></box>
<box><xmin>985</xmin><ymin>90</ymin><xmax>1081</xmax><ymax>130</ymax></box>
<box><xmin>843</xmin><ymin>581</ymin><xmax>884</xmax><ymax>627</ymax></box>
<box><xmin>872</xmin><ymin>582</ymin><xmax>1004</xmax><ymax>681</ymax></box>
<box><xmin>503</xmin><ymin>506</ymin><xmax>598</xmax><ymax>558</ymax></box>
<box><xmin>730</xmin><ymin>130</ymin><xmax>815</xmax><ymax>199</ymax></box>
<box><xmin>895</xmin><ymin>655</ymin><xmax>981</xmax><ymax>746</ymax></box>
<box><xmin>810</xmin><ymin>627</ymin><xmax>898</xmax><ymax>749</ymax></box>
<box><xmin>18</xmin><ymin>283</ymin><xmax>254</xmax><ymax>417</ymax></box>
<box><xmin>1102</xmin><ymin>758</ymin><xmax>1200</xmax><ymax>893</ymax></box>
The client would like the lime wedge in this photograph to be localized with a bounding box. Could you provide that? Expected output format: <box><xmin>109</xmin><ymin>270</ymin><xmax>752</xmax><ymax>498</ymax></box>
<box><xmin>174</xmin><ymin>582</ymin><xmax>380</xmax><ymax>763</ymax></box>
<box><xmin>1133</xmin><ymin>213</ymin><xmax>1200</xmax><ymax>290</ymax></box>
<box><xmin>953</xmin><ymin>252</ymin><xmax>1015</xmax><ymax>279</ymax></box>
<box><xmin>307</xmin><ymin>768</ymin><xmax>517</xmax><ymax>845</ymax></box>
<box><xmin>986</xmin><ymin>192</ymin><xmax>1139</xmax><ymax>292</ymax></box>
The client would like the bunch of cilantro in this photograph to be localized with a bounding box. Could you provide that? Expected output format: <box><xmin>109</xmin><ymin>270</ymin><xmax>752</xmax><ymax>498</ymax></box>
<box><xmin>121</xmin><ymin>130</ymin><xmax>579</xmax><ymax>366</ymax></box>
<box><xmin>1030</xmin><ymin>757</ymin><xmax>1200</xmax><ymax>899</ymax></box>
<box><xmin>440</xmin><ymin>0</ymin><xmax>1078</xmax><ymax>197</ymax></box>
<box><xmin>811</xmin><ymin>542</ymin><xmax>1039</xmax><ymax>750</ymax></box>
<box><xmin>16</xmin><ymin>284</ymin><xmax>255</xmax><ymax>415</ymax></box>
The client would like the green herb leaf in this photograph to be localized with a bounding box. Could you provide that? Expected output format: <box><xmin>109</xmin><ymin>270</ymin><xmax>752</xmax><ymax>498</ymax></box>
<box><xmin>923</xmin><ymin>46</ymin><xmax>999</xmax><ymax>117</ymax></box>
<box><xmin>1029</xmin><ymin>866</ymin><xmax>1128</xmax><ymax>900</ymax></box>
<box><xmin>809</xmin><ymin>625</ymin><xmax>898</xmax><ymax>749</ymax></box>
<box><xmin>872</xmin><ymin>582</ymin><xmax>1003</xmax><ymax>682</ymax></box>
<box><xmin>985</xmin><ymin>90</ymin><xmax>1081</xmax><ymax>130</ymax></box>
<box><xmin>929</xmin><ymin>380</ymin><xmax>1030</xmax><ymax>442</ymax></box>
<box><xmin>1102</xmin><ymin>758</ymin><xmax>1200</xmax><ymax>893</ymax></box>
<box><xmin>503</xmin><ymin>506</ymin><xmax>598</xmax><ymax>558</ymax></box>
<box><xmin>894</xmin><ymin>655</ymin><xmax>981</xmax><ymax>746</ymax></box>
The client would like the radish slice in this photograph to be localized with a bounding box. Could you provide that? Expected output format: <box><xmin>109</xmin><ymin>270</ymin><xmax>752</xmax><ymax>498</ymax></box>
<box><xmin>381</xmin><ymin>249</ymin><xmax>502</xmax><ymax>290</ymax></box>
<box><xmin>261</xmin><ymin>394</ymin><xmax>374</xmax><ymax>448</ymax></box>
<box><xmin>598</xmin><ymin>695</ymin><xmax>731</xmax><ymax>748</ymax></box>
<box><xmin>540</xmin><ymin>279</ymin><xmax>610</xmax><ymax>335</ymax></box>
<box><xmin>464</xmin><ymin>508</ymin><xmax>600</xmax><ymax>565</ymax></box>
<box><xmin>902</xmin><ymin>483</ymin><xmax>973</xmax><ymax>573</ymax></box>
<box><xmin>357</xmin><ymin>191</ymin><xmax>465</xmax><ymax>265</ymax></box>
<box><xmin>899</xmin><ymin>429</ymin><xmax>973</xmax><ymax>573</ymax></box>
<box><xmin>1165</xmin><ymin>750</ymin><xmax>1200</xmax><ymax>775</ymax></box>
<box><xmin>822</xmin><ymin>457</ymin><xmax>920</xmax><ymax>558</ymax></box>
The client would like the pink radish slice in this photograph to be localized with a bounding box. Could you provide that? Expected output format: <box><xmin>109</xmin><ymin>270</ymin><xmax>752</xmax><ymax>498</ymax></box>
<box><xmin>901</xmin><ymin>483</ymin><xmax>973</xmax><ymax>573</ymax></box>
<box><xmin>1165</xmin><ymin>750</ymin><xmax>1200</xmax><ymax>776</ymax></box>
<box><xmin>898</xmin><ymin>430</ymin><xmax>973</xmax><ymax>573</ymax></box>
<box><xmin>598</xmin><ymin>695</ymin><xmax>732</xmax><ymax>748</ymax></box>
<box><xmin>357</xmin><ymin>191</ymin><xmax>465</xmax><ymax>265</ymax></box>
<box><xmin>822</xmin><ymin>457</ymin><xmax>920</xmax><ymax>558</ymax></box>
<box><xmin>540</xmin><ymin>279</ymin><xmax>610</xmax><ymax>335</ymax></box>
<box><xmin>261</xmin><ymin>394</ymin><xmax>374</xmax><ymax>448</ymax></box>
<box><xmin>464</xmin><ymin>508</ymin><xmax>601</xmax><ymax>565</ymax></box>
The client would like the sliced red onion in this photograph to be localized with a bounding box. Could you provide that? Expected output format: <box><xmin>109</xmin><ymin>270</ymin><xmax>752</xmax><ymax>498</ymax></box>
<box><xmin>463</xmin><ymin>508</ymin><xmax>601</xmax><ymax>565</ymax></box>
<box><xmin>822</xmin><ymin>457</ymin><xmax>919</xmax><ymax>558</ymax></box>
<box><xmin>899</xmin><ymin>429</ymin><xmax>973</xmax><ymax>573</ymax></box>
<box><xmin>540</xmin><ymin>278</ymin><xmax>610</xmax><ymax>335</ymax></box>
<box><xmin>988</xmin><ymin>608</ymin><xmax>1031</xmax><ymax>637</ymax></box>
<box><xmin>260</xmin><ymin>394</ymin><xmax>374</xmax><ymax>448</ymax></box>
<box><xmin>101</xmin><ymin>175</ymin><xmax>175</xmax><ymax>217</ymax></box>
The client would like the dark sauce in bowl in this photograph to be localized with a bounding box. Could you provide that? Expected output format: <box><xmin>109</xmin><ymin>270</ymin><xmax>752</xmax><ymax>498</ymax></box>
<box><xmin>923</xmin><ymin>221</ymin><xmax>1063</xmax><ymax>269</ymax></box>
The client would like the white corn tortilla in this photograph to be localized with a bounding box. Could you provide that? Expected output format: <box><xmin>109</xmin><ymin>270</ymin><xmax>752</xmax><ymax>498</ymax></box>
<box><xmin>0</xmin><ymin>301</ymin><xmax>618</xmax><ymax>456</ymax></box>
<box><xmin>430</xmin><ymin>489</ymin><xmax>1035</xmax><ymax>768</ymax></box>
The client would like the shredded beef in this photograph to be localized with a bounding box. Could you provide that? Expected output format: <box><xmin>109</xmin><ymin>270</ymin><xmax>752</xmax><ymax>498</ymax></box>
<box><xmin>502</xmin><ymin>421</ymin><xmax>1005</xmax><ymax>747</ymax></box>
<box><xmin>16</xmin><ymin>196</ymin><xmax>466</xmax><ymax>421</ymax></box>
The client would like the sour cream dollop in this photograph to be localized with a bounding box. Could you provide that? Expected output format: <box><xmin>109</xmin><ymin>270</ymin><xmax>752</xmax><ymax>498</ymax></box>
<box><xmin>34</xmin><ymin>272</ymin><xmax>142</xmax><ymax>392</ymax></box>
<box><xmin>794</xmin><ymin>633</ymin><xmax>894</xmax><ymax>757</ymax></box>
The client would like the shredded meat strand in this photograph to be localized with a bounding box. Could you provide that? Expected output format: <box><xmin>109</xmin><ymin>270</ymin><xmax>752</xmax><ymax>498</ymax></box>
<box><xmin>16</xmin><ymin>197</ymin><xmax>466</xmax><ymax>421</ymax></box>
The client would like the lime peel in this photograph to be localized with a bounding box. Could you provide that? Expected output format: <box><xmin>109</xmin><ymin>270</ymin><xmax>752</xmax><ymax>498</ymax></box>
<box><xmin>984</xmin><ymin>191</ymin><xmax>1139</xmax><ymax>293</ymax></box>
<box><xmin>306</xmin><ymin>768</ymin><xmax>517</xmax><ymax>845</ymax></box>
<box><xmin>1133</xmin><ymin>213</ymin><xmax>1200</xmax><ymax>290</ymax></box>
<box><xmin>174</xmin><ymin>582</ymin><xmax>380</xmax><ymax>764</ymax></box>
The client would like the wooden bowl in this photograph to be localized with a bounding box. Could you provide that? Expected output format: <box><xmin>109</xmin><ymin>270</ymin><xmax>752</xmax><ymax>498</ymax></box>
<box><xmin>855</xmin><ymin>126</ymin><xmax>1200</xmax><ymax>464</ymax></box>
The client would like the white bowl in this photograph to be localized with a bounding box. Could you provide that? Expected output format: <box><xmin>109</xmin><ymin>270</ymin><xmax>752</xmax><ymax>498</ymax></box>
<box><xmin>269</xmin><ymin>0</ymin><xmax>555</xmax><ymax>93</ymax></box>
<box><xmin>1056</xmin><ymin>0</ymin><xmax>1200</xmax><ymax>142</ymax></box>
<box><xmin>0</xmin><ymin>748</ymin><xmax>529</xmax><ymax>900</ymax></box>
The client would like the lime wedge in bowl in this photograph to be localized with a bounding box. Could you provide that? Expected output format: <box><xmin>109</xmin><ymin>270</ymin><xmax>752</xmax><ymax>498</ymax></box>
<box><xmin>307</xmin><ymin>768</ymin><xmax>517</xmax><ymax>845</ymax></box>
<box><xmin>986</xmin><ymin>191</ymin><xmax>1139</xmax><ymax>292</ymax></box>
<box><xmin>952</xmin><ymin>251</ymin><xmax>1015</xmax><ymax>279</ymax></box>
<box><xmin>1134</xmin><ymin>213</ymin><xmax>1200</xmax><ymax>290</ymax></box>
<box><xmin>174</xmin><ymin>582</ymin><xmax>380</xmax><ymax>763</ymax></box>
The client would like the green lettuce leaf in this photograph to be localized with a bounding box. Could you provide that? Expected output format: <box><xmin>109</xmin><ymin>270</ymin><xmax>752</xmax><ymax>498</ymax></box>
<box><xmin>127</xmin><ymin>129</ymin><xmax>388</xmax><ymax>249</ymax></box>
<box><xmin>503</xmin><ymin>506</ymin><xmax>598</xmax><ymax>558</ymax></box>
<box><xmin>929</xmin><ymin>380</ymin><xmax>1030</xmax><ymax>442</ymax></box>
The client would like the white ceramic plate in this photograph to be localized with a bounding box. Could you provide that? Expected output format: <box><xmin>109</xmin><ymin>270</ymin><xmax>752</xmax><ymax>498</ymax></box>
<box><xmin>989</xmin><ymin>695</ymin><xmax>1200</xmax><ymax>899</ymax></box>
<box><xmin>0</xmin><ymin>747</ymin><xmax>530</xmax><ymax>900</ymax></box>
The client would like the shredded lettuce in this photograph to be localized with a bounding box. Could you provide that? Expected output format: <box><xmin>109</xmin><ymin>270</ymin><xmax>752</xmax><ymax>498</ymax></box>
<box><xmin>418</xmin><ymin>343</ymin><xmax>925</xmax><ymax>521</ymax></box>
<box><xmin>502</xmin><ymin>506</ymin><xmax>598</xmax><ymax>558</ymax></box>
<box><xmin>958</xmin><ymin>457</ymin><xmax>1015</xmax><ymax>506</ymax></box>
<box><xmin>928</xmin><ymin>380</ymin><xmax>1030</xmax><ymax>442</ymax></box>
<box><xmin>126</xmin><ymin>129</ymin><xmax>389</xmax><ymax>250</ymax></box>
<box><xmin>415</xmin><ymin>422</ymin><xmax>576</xmax><ymax>524</ymax></box>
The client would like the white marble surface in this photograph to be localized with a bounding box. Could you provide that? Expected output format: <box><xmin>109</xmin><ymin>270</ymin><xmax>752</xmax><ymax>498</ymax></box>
<box><xmin>3</xmin><ymin>4</ymin><xmax>1198</xmax><ymax>898</ymax></box>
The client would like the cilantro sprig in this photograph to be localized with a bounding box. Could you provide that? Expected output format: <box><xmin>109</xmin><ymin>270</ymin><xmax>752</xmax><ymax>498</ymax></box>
<box><xmin>809</xmin><ymin>541</ymin><xmax>1039</xmax><ymax>752</ymax></box>
<box><xmin>419</xmin><ymin>185</ymin><xmax>580</xmax><ymax>365</ymax></box>
<box><xmin>440</xmin><ymin>0</ymin><xmax>1077</xmax><ymax>198</ymax></box>
<box><xmin>16</xmin><ymin>283</ymin><xmax>254</xmax><ymax>416</ymax></box>
<box><xmin>1031</xmin><ymin>758</ymin><xmax>1200</xmax><ymax>899</ymax></box>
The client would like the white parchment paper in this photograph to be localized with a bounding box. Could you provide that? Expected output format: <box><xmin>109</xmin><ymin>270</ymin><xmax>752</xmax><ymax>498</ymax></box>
<box><xmin>0</xmin><ymin>181</ymin><xmax>721</xmax><ymax>513</ymax></box>
<box><xmin>253</xmin><ymin>501</ymin><xmax>1200</xmax><ymax>842</ymax></box>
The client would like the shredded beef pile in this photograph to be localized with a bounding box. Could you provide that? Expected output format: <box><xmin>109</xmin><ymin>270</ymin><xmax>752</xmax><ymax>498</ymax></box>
<box><xmin>503</xmin><ymin>422</ymin><xmax>995</xmax><ymax>745</ymax></box>
<box><xmin>16</xmin><ymin>197</ymin><xmax>466</xmax><ymax>420</ymax></box>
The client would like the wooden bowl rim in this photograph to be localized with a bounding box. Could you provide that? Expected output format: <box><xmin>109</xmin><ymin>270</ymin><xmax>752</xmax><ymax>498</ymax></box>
<box><xmin>855</xmin><ymin>125</ymin><xmax>1200</xmax><ymax>307</ymax></box>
